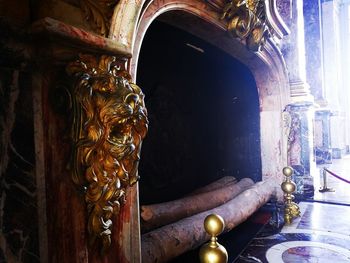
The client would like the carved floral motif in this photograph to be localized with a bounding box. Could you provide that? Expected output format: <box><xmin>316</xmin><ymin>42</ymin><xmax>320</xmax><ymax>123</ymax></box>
<box><xmin>66</xmin><ymin>54</ymin><xmax>148</xmax><ymax>253</ymax></box>
<box><xmin>221</xmin><ymin>0</ymin><xmax>270</xmax><ymax>51</ymax></box>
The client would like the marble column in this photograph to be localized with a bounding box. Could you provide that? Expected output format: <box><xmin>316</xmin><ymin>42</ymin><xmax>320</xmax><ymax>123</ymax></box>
<box><xmin>303</xmin><ymin>0</ymin><xmax>324</xmax><ymax>103</ymax></box>
<box><xmin>302</xmin><ymin>0</ymin><xmax>332</xmax><ymax>174</ymax></box>
<box><xmin>314</xmin><ymin>110</ymin><xmax>332</xmax><ymax>164</ymax></box>
<box><xmin>280</xmin><ymin>0</ymin><xmax>313</xmax><ymax>102</ymax></box>
<box><xmin>330</xmin><ymin>112</ymin><xmax>346</xmax><ymax>158</ymax></box>
<box><xmin>285</xmin><ymin>103</ymin><xmax>315</xmax><ymax>198</ymax></box>
<box><xmin>279</xmin><ymin>0</ymin><xmax>316</xmax><ymax>198</ymax></box>
<box><xmin>321</xmin><ymin>0</ymin><xmax>347</xmax><ymax>158</ymax></box>
<box><xmin>339</xmin><ymin>4</ymin><xmax>350</xmax><ymax>154</ymax></box>
<box><xmin>321</xmin><ymin>0</ymin><xmax>341</xmax><ymax>111</ymax></box>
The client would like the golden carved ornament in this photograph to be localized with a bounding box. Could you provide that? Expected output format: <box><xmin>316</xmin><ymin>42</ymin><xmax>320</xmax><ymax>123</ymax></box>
<box><xmin>79</xmin><ymin>0</ymin><xmax>119</xmax><ymax>36</ymax></box>
<box><xmin>221</xmin><ymin>0</ymin><xmax>270</xmax><ymax>52</ymax></box>
<box><xmin>66</xmin><ymin>54</ymin><xmax>148</xmax><ymax>253</ymax></box>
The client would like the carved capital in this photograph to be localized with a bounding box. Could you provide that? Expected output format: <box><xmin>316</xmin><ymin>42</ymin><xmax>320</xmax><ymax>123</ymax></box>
<box><xmin>66</xmin><ymin>54</ymin><xmax>148</xmax><ymax>253</ymax></box>
<box><xmin>221</xmin><ymin>0</ymin><xmax>271</xmax><ymax>51</ymax></box>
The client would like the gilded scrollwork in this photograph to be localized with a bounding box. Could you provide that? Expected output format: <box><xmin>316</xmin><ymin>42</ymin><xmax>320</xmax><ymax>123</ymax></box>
<box><xmin>79</xmin><ymin>0</ymin><xmax>119</xmax><ymax>36</ymax></box>
<box><xmin>222</xmin><ymin>0</ymin><xmax>270</xmax><ymax>51</ymax></box>
<box><xmin>66</xmin><ymin>54</ymin><xmax>148</xmax><ymax>253</ymax></box>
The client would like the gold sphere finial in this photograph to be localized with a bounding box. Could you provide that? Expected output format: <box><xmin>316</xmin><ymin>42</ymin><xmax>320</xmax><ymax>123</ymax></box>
<box><xmin>281</xmin><ymin>166</ymin><xmax>296</xmax><ymax>193</ymax></box>
<box><xmin>199</xmin><ymin>214</ymin><xmax>228</xmax><ymax>263</ymax></box>
<box><xmin>204</xmin><ymin>214</ymin><xmax>225</xmax><ymax>237</ymax></box>
<box><xmin>281</xmin><ymin>180</ymin><xmax>296</xmax><ymax>194</ymax></box>
<box><xmin>283</xmin><ymin>166</ymin><xmax>293</xmax><ymax>177</ymax></box>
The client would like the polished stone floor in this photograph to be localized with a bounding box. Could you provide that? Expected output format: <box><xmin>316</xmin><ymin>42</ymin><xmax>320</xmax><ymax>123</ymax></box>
<box><xmin>234</xmin><ymin>155</ymin><xmax>350</xmax><ymax>262</ymax></box>
<box><xmin>235</xmin><ymin>202</ymin><xmax>350</xmax><ymax>262</ymax></box>
<box><xmin>172</xmin><ymin>156</ymin><xmax>350</xmax><ymax>262</ymax></box>
<box><xmin>313</xmin><ymin>154</ymin><xmax>350</xmax><ymax>205</ymax></box>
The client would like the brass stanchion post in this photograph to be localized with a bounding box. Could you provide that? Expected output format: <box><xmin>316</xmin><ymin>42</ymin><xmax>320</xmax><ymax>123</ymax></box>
<box><xmin>281</xmin><ymin>166</ymin><xmax>300</xmax><ymax>224</ymax></box>
<box><xmin>199</xmin><ymin>214</ymin><xmax>228</xmax><ymax>263</ymax></box>
<box><xmin>319</xmin><ymin>167</ymin><xmax>335</xmax><ymax>192</ymax></box>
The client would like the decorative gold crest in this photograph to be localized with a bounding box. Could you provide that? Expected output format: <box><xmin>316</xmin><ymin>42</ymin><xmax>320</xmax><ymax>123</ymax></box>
<box><xmin>66</xmin><ymin>54</ymin><xmax>148</xmax><ymax>253</ymax></box>
<box><xmin>222</xmin><ymin>0</ymin><xmax>270</xmax><ymax>51</ymax></box>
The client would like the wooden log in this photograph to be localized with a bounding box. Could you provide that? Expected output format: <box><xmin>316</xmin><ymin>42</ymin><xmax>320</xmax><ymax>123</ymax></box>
<box><xmin>141</xmin><ymin>178</ymin><xmax>277</xmax><ymax>263</ymax></box>
<box><xmin>141</xmin><ymin>178</ymin><xmax>253</xmax><ymax>232</ymax></box>
<box><xmin>187</xmin><ymin>176</ymin><xmax>237</xmax><ymax>196</ymax></box>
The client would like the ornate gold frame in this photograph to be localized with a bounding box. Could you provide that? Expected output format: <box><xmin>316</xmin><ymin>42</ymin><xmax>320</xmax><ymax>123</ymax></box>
<box><xmin>66</xmin><ymin>54</ymin><xmax>148</xmax><ymax>253</ymax></box>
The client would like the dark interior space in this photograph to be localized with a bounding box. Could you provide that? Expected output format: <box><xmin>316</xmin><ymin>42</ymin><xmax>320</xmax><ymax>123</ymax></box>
<box><xmin>137</xmin><ymin>19</ymin><xmax>261</xmax><ymax>205</ymax></box>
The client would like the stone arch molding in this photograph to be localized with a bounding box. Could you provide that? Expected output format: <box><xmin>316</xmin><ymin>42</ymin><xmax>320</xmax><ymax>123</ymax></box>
<box><xmin>109</xmin><ymin>0</ymin><xmax>291</xmax><ymax>181</ymax></box>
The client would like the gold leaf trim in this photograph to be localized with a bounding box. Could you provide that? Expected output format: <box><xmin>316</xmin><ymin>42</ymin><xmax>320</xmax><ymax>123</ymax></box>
<box><xmin>67</xmin><ymin>54</ymin><xmax>148</xmax><ymax>253</ymax></box>
<box><xmin>222</xmin><ymin>0</ymin><xmax>270</xmax><ymax>52</ymax></box>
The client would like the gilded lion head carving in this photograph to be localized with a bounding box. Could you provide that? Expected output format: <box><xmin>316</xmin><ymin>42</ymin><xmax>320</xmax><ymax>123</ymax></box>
<box><xmin>67</xmin><ymin>54</ymin><xmax>148</xmax><ymax>253</ymax></box>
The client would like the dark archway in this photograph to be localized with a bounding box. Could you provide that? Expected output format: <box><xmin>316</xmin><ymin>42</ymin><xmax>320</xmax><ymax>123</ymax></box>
<box><xmin>137</xmin><ymin>19</ymin><xmax>261</xmax><ymax>205</ymax></box>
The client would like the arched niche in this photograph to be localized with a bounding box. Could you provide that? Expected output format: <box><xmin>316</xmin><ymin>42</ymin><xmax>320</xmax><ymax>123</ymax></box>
<box><xmin>125</xmin><ymin>0</ymin><xmax>290</xmax><ymax>183</ymax></box>
<box><xmin>108</xmin><ymin>0</ymin><xmax>291</xmax><ymax>261</ymax></box>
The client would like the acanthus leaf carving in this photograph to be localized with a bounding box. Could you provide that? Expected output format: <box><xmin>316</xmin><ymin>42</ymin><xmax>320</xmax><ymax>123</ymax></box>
<box><xmin>221</xmin><ymin>0</ymin><xmax>271</xmax><ymax>52</ymax></box>
<box><xmin>66</xmin><ymin>54</ymin><xmax>148</xmax><ymax>253</ymax></box>
<box><xmin>79</xmin><ymin>0</ymin><xmax>119</xmax><ymax>36</ymax></box>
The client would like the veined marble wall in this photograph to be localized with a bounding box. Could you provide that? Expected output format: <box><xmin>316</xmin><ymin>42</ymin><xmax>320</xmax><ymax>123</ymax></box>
<box><xmin>0</xmin><ymin>69</ymin><xmax>40</xmax><ymax>262</ymax></box>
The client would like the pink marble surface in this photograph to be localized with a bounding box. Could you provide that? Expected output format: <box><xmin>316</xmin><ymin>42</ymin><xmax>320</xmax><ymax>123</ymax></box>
<box><xmin>31</xmin><ymin>17</ymin><xmax>131</xmax><ymax>57</ymax></box>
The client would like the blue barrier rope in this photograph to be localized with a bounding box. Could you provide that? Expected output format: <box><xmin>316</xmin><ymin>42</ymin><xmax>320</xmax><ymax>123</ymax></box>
<box><xmin>324</xmin><ymin>168</ymin><xmax>350</xmax><ymax>184</ymax></box>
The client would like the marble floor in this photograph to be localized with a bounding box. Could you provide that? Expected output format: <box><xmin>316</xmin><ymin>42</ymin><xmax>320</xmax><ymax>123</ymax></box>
<box><xmin>313</xmin><ymin>154</ymin><xmax>350</xmax><ymax>205</ymax></box>
<box><xmin>235</xmin><ymin>202</ymin><xmax>350</xmax><ymax>262</ymax></box>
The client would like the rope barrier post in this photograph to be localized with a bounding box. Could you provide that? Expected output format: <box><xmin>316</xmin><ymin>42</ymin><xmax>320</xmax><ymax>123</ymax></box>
<box><xmin>281</xmin><ymin>167</ymin><xmax>300</xmax><ymax>225</ymax></box>
<box><xmin>199</xmin><ymin>214</ymin><xmax>228</xmax><ymax>263</ymax></box>
<box><xmin>319</xmin><ymin>167</ymin><xmax>335</xmax><ymax>193</ymax></box>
